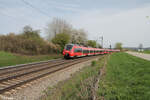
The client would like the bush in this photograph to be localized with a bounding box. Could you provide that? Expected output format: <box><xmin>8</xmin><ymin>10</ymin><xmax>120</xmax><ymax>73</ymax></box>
<box><xmin>0</xmin><ymin>33</ymin><xmax>60</xmax><ymax>55</ymax></box>
<box><xmin>52</xmin><ymin>33</ymin><xmax>70</xmax><ymax>52</ymax></box>
<box><xmin>91</xmin><ymin>60</ymin><xmax>97</xmax><ymax>66</ymax></box>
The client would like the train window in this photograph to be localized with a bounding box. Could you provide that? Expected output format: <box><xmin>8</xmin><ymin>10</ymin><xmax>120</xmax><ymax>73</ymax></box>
<box><xmin>83</xmin><ymin>50</ymin><xmax>85</xmax><ymax>53</ymax></box>
<box><xmin>66</xmin><ymin>45</ymin><xmax>73</xmax><ymax>50</ymax></box>
<box><xmin>84</xmin><ymin>50</ymin><xmax>86</xmax><ymax>53</ymax></box>
<box><xmin>79</xmin><ymin>48</ymin><xmax>82</xmax><ymax>52</ymax></box>
<box><xmin>74</xmin><ymin>48</ymin><xmax>82</xmax><ymax>53</ymax></box>
<box><xmin>86</xmin><ymin>50</ymin><xmax>89</xmax><ymax>53</ymax></box>
<box><xmin>90</xmin><ymin>50</ymin><xmax>93</xmax><ymax>53</ymax></box>
<box><xmin>83</xmin><ymin>50</ymin><xmax>88</xmax><ymax>53</ymax></box>
<box><xmin>74</xmin><ymin>48</ymin><xmax>78</xmax><ymax>53</ymax></box>
<box><xmin>90</xmin><ymin>50</ymin><xmax>92</xmax><ymax>53</ymax></box>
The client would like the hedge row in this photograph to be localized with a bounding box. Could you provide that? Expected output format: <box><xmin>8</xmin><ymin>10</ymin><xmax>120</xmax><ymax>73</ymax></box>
<box><xmin>0</xmin><ymin>33</ymin><xmax>60</xmax><ymax>55</ymax></box>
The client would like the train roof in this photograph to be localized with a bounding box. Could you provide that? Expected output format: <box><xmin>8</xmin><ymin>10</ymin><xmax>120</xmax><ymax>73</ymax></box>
<box><xmin>66</xmin><ymin>44</ymin><xmax>110</xmax><ymax>50</ymax></box>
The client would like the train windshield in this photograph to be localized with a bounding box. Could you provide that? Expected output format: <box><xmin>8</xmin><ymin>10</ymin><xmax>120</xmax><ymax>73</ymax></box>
<box><xmin>65</xmin><ymin>45</ymin><xmax>73</xmax><ymax>50</ymax></box>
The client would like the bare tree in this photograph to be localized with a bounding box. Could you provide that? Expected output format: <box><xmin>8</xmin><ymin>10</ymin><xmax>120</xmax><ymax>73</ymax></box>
<box><xmin>115</xmin><ymin>42</ymin><xmax>123</xmax><ymax>50</ymax></box>
<box><xmin>23</xmin><ymin>25</ymin><xmax>33</xmax><ymax>33</ymax></box>
<box><xmin>138</xmin><ymin>43</ymin><xmax>143</xmax><ymax>51</ymax></box>
<box><xmin>45</xmin><ymin>17</ymin><xmax>72</xmax><ymax>41</ymax></box>
<box><xmin>71</xmin><ymin>29</ymin><xmax>87</xmax><ymax>45</ymax></box>
<box><xmin>45</xmin><ymin>17</ymin><xmax>88</xmax><ymax>45</ymax></box>
<box><xmin>139</xmin><ymin>43</ymin><xmax>143</xmax><ymax>49</ymax></box>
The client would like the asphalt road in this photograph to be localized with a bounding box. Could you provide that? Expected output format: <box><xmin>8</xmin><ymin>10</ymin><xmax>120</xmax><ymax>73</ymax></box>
<box><xmin>127</xmin><ymin>51</ymin><xmax>150</xmax><ymax>61</ymax></box>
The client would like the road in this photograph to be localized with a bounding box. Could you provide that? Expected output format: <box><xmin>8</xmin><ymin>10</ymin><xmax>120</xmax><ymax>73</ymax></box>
<box><xmin>127</xmin><ymin>51</ymin><xmax>150</xmax><ymax>61</ymax></box>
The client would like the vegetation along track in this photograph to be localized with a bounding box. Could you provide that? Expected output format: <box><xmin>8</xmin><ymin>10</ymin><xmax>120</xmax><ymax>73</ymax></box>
<box><xmin>0</xmin><ymin>56</ymin><xmax>100</xmax><ymax>94</ymax></box>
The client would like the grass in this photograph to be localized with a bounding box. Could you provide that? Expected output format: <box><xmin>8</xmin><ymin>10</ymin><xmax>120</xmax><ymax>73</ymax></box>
<box><xmin>0</xmin><ymin>51</ymin><xmax>62</xmax><ymax>67</ymax></box>
<box><xmin>141</xmin><ymin>50</ymin><xmax>150</xmax><ymax>54</ymax></box>
<box><xmin>42</xmin><ymin>56</ymin><xmax>106</xmax><ymax>100</ymax></box>
<box><xmin>132</xmin><ymin>50</ymin><xmax>150</xmax><ymax>54</ymax></box>
<box><xmin>98</xmin><ymin>52</ymin><xmax>150</xmax><ymax>100</ymax></box>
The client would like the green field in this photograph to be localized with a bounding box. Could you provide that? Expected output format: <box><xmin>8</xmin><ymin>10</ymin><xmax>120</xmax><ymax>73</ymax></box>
<box><xmin>141</xmin><ymin>50</ymin><xmax>150</xmax><ymax>54</ymax></box>
<box><xmin>98</xmin><ymin>52</ymin><xmax>150</xmax><ymax>100</ymax></box>
<box><xmin>0</xmin><ymin>51</ymin><xmax>62</xmax><ymax>67</ymax></box>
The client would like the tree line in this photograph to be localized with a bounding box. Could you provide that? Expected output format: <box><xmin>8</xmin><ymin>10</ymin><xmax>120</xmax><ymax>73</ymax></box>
<box><xmin>46</xmin><ymin>17</ymin><xmax>102</xmax><ymax>51</ymax></box>
<box><xmin>0</xmin><ymin>26</ymin><xmax>60</xmax><ymax>55</ymax></box>
<box><xmin>0</xmin><ymin>17</ymin><xmax>101</xmax><ymax>55</ymax></box>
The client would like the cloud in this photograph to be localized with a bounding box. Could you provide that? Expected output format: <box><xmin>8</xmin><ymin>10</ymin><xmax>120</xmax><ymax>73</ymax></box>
<box><xmin>47</xmin><ymin>1</ymin><xmax>80</xmax><ymax>8</ymax></box>
<box><xmin>41</xmin><ymin>0</ymin><xmax>81</xmax><ymax>12</ymax></box>
<box><xmin>0</xmin><ymin>6</ymin><xmax>50</xmax><ymax>35</ymax></box>
<box><xmin>0</xmin><ymin>0</ymin><xmax>150</xmax><ymax>48</ymax></box>
<box><xmin>70</xmin><ymin>5</ymin><xmax>150</xmax><ymax>47</ymax></box>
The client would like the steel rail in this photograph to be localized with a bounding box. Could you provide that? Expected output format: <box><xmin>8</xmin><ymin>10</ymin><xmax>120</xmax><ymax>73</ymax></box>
<box><xmin>0</xmin><ymin>59</ymin><xmax>66</xmax><ymax>76</ymax></box>
<box><xmin>0</xmin><ymin>56</ymin><xmax>101</xmax><ymax>94</ymax></box>
<box><xmin>0</xmin><ymin>58</ymin><xmax>63</xmax><ymax>71</ymax></box>
<box><xmin>0</xmin><ymin>59</ymin><xmax>77</xmax><ymax>83</ymax></box>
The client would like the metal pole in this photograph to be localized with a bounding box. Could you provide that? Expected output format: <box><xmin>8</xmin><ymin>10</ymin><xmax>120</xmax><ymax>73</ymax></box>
<box><xmin>101</xmin><ymin>36</ymin><xmax>103</xmax><ymax>48</ymax></box>
<box><xmin>110</xmin><ymin>45</ymin><xmax>111</xmax><ymax>49</ymax></box>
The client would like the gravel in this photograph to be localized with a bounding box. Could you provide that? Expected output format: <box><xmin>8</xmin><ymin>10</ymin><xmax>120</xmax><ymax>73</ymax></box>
<box><xmin>3</xmin><ymin>57</ymin><xmax>100</xmax><ymax>100</ymax></box>
<box><xmin>127</xmin><ymin>51</ymin><xmax>150</xmax><ymax>61</ymax></box>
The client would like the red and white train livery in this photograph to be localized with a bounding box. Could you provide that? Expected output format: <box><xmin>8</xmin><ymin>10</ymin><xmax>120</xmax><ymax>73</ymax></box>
<box><xmin>63</xmin><ymin>44</ymin><xmax>120</xmax><ymax>58</ymax></box>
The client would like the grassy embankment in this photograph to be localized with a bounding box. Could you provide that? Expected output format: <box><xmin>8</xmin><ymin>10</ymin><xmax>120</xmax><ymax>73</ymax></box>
<box><xmin>98</xmin><ymin>52</ymin><xmax>150</xmax><ymax>100</ymax></box>
<box><xmin>0</xmin><ymin>51</ymin><xmax>62</xmax><ymax>67</ymax></box>
<box><xmin>42</xmin><ymin>55</ymin><xmax>106</xmax><ymax>100</ymax></box>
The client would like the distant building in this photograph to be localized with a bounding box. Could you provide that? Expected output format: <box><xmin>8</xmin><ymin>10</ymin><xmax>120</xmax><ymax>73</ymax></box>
<box><xmin>124</xmin><ymin>47</ymin><xmax>150</xmax><ymax>51</ymax></box>
<box><xmin>145</xmin><ymin>47</ymin><xmax>150</xmax><ymax>50</ymax></box>
<box><xmin>138</xmin><ymin>49</ymin><xmax>144</xmax><ymax>52</ymax></box>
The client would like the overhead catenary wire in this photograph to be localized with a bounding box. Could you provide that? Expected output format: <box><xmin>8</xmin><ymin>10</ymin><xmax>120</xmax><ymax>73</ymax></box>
<box><xmin>0</xmin><ymin>6</ymin><xmax>15</xmax><ymax>18</ymax></box>
<box><xmin>0</xmin><ymin>5</ymin><xmax>31</xmax><ymax>22</ymax></box>
<box><xmin>21</xmin><ymin>0</ymin><xmax>51</xmax><ymax>18</ymax></box>
<box><xmin>0</xmin><ymin>0</ymin><xmax>52</xmax><ymax>21</ymax></box>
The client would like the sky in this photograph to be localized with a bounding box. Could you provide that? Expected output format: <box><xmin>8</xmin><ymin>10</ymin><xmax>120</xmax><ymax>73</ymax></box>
<box><xmin>0</xmin><ymin>0</ymin><xmax>150</xmax><ymax>48</ymax></box>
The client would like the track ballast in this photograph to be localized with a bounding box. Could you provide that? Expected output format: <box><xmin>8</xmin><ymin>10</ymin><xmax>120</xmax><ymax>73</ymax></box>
<box><xmin>0</xmin><ymin>56</ymin><xmax>100</xmax><ymax>94</ymax></box>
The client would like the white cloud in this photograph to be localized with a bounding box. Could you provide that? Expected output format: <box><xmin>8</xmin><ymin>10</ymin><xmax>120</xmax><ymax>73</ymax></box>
<box><xmin>70</xmin><ymin>5</ymin><xmax>150</xmax><ymax>47</ymax></box>
<box><xmin>47</xmin><ymin>1</ymin><xmax>80</xmax><ymax>8</ymax></box>
<box><xmin>0</xmin><ymin>0</ymin><xmax>150</xmax><ymax>48</ymax></box>
<box><xmin>43</xmin><ymin>0</ymin><xmax>81</xmax><ymax>12</ymax></box>
<box><xmin>0</xmin><ymin>6</ymin><xmax>50</xmax><ymax>36</ymax></box>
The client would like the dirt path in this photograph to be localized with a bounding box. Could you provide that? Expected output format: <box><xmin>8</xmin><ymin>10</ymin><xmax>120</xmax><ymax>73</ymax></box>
<box><xmin>92</xmin><ymin>55</ymin><xmax>108</xmax><ymax>100</ymax></box>
<box><xmin>127</xmin><ymin>51</ymin><xmax>150</xmax><ymax>61</ymax></box>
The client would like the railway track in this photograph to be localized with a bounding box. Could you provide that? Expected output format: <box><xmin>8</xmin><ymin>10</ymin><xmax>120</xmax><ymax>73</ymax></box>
<box><xmin>0</xmin><ymin>56</ymin><xmax>100</xmax><ymax>94</ymax></box>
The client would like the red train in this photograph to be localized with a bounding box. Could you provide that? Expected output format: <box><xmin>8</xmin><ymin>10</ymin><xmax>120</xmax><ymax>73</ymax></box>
<box><xmin>63</xmin><ymin>44</ymin><xmax>120</xmax><ymax>59</ymax></box>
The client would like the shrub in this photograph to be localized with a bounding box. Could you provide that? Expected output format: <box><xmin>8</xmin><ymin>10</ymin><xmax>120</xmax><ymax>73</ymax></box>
<box><xmin>0</xmin><ymin>33</ymin><xmax>60</xmax><ymax>55</ymax></box>
<box><xmin>91</xmin><ymin>60</ymin><xmax>97</xmax><ymax>66</ymax></box>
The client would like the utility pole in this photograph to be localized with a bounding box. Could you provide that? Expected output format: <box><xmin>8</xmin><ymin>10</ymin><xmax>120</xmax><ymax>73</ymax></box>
<box><xmin>95</xmin><ymin>35</ymin><xmax>103</xmax><ymax>48</ymax></box>
<box><xmin>101</xmin><ymin>36</ymin><xmax>103</xmax><ymax>48</ymax></box>
<box><xmin>109</xmin><ymin>45</ymin><xmax>111</xmax><ymax>49</ymax></box>
<box><xmin>109</xmin><ymin>41</ymin><xmax>111</xmax><ymax>49</ymax></box>
<box><xmin>99</xmin><ymin>36</ymin><xmax>103</xmax><ymax>48</ymax></box>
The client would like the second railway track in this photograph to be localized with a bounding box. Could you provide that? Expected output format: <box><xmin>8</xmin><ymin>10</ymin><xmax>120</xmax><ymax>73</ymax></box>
<box><xmin>0</xmin><ymin>56</ymin><xmax>101</xmax><ymax>94</ymax></box>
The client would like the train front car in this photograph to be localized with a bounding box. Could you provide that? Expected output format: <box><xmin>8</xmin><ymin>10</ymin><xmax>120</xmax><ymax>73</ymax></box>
<box><xmin>63</xmin><ymin>44</ymin><xmax>74</xmax><ymax>59</ymax></box>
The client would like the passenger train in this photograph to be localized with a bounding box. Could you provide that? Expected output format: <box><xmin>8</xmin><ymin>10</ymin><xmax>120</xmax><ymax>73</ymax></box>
<box><xmin>63</xmin><ymin>44</ymin><xmax>120</xmax><ymax>59</ymax></box>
